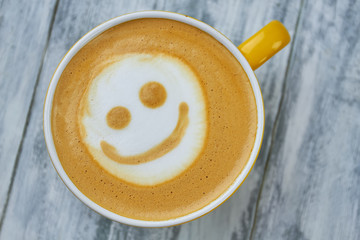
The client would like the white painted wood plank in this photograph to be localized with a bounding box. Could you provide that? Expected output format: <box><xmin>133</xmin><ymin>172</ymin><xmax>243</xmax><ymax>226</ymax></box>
<box><xmin>251</xmin><ymin>0</ymin><xmax>360</xmax><ymax>239</ymax></box>
<box><xmin>169</xmin><ymin>0</ymin><xmax>302</xmax><ymax>239</ymax></box>
<box><xmin>102</xmin><ymin>1</ymin><xmax>302</xmax><ymax>239</ymax></box>
<box><xmin>0</xmin><ymin>1</ymin><xmax>182</xmax><ymax>239</ymax></box>
<box><xmin>0</xmin><ymin>0</ymin><xmax>301</xmax><ymax>239</ymax></box>
<box><xmin>0</xmin><ymin>0</ymin><xmax>57</xmax><ymax>219</ymax></box>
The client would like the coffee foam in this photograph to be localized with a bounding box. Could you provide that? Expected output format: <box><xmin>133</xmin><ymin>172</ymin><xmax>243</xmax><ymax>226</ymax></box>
<box><xmin>52</xmin><ymin>18</ymin><xmax>257</xmax><ymax>221</ymax></box>
<box><xmin>79</xmin><ymin>53</ymin><xmax>207</xmax><ymax>185</ymax></box>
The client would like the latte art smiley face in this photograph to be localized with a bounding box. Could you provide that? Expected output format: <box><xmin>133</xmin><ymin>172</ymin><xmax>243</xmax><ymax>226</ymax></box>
<box><xmin>101</xmin><ymin>82</ymin><xmax>190</xmax><ymax>165</ymax></box>
<box><xmin>79</xmin><ymin>53</ymin><xmax>207</xmax><ymax>186</ymax></box>
<box><xmin>52</xmin><ymin>18</ymin><xmax>258</xmax><ymax>220</ymax></box>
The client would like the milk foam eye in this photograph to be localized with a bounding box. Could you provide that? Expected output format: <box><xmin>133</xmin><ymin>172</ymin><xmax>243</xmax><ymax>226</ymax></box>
<box><xmin>139</xmin><ymin>82</ymin><xmax>167</xmax><ymax>108</ymax></box>
<box><xmin>106</xmin><ymin>106</ymin><xmax>131</xmax><ymax>129</ymax></box>
<box><xmin>78</xmin><ymin>53</ymin><xmax>207</xmax><ymax>186</ymax></box>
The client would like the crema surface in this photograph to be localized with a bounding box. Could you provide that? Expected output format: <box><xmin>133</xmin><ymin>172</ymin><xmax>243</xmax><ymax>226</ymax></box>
<box><xmin>51</xmin><ymin>18</ymin><xmax>257</xmax><ymax>220</ymax></box>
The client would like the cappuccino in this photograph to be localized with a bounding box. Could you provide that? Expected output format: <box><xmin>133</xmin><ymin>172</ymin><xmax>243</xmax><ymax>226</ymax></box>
<box><xmin>51</xmin><ymin>18</ymin><xmax>257</xmax><ymax>220</ymax></box>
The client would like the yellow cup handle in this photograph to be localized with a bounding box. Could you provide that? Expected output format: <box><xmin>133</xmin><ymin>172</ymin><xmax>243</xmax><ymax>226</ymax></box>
<box><xmin>238</xmin><ymin>20</ymin><xmax>291</xmax><ymax>70</ymax></box>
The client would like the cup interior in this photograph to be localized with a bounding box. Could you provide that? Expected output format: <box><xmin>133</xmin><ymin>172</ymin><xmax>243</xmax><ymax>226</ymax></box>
<box><xmin>43</xmin><ymin>11</ymin><xmax>264</xmax><ymax>227</ymax></box>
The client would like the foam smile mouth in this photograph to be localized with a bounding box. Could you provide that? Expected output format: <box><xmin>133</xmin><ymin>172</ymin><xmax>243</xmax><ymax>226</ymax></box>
<box><xmin>100</xmin><ymin>102</ymin><xmax>189</xmax><ymax>165</ymax></box>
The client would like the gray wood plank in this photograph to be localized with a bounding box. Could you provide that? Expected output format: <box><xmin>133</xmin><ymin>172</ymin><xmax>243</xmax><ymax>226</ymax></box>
<box><xmin>251</xmin><ymin>0</ymin><xmax>360</xmax><ymax>239</ymax></box>
<box><xmin>0</xmin><ymin>1</ymin><xmax>185</xmax><ymax>239</ymax></box>
<box><xmin>174</xmin><ymin>0</ymin><xmax>302</xmax><ymax>239</ymax></box>
<box><xmin>0</xmin><ymin>0</ymin><xmax>301</xmax><ymax>239</ymax></box>
<box><xmin>0</xmin><ymin>0</ymin><xmax>58</xmax><ymax>221</ymax></box>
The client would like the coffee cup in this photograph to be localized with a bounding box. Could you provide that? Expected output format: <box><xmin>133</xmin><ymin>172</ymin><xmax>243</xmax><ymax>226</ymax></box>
<box><xmin>44</xmin><ymin>11</ymin><xmax>290</xmax><ymax>227</ymax></box>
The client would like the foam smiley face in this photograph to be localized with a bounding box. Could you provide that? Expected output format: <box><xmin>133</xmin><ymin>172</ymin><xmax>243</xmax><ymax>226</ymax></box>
<box><xmin>79</xmin><ymin>53</ymin><xmax>207</xmax><ymax>186</ymax></box>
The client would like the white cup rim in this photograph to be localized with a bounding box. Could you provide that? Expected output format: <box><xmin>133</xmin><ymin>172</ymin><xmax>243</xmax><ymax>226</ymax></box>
<box><xmin>43</xmin><ymin>10</ymin><xmax>265</xmax><ymax>228</ymax></box>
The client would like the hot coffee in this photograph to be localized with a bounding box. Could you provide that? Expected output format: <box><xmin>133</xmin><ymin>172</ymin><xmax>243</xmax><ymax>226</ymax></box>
<box><xmin>51</xmin><ymin>18</ymin><xmax>257</xmax><ymax>220</ymax></box>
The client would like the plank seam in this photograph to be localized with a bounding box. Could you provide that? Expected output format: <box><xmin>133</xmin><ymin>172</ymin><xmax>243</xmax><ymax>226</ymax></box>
<box><xmin>248</xmin><ymin>0</ymin><xmax>306</xmax><ymax>239</ymax></box>
<box><xmin>0</xmin><ymin>0</ymin><xmax>60</xmax><ymax>233</ymax></box>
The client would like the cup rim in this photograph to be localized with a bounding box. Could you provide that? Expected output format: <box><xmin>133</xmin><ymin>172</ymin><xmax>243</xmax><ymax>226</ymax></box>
<box><xmin>43</xmin><ymin>10</ymin><xmax>265</xmax><ymax>228</ymax></box>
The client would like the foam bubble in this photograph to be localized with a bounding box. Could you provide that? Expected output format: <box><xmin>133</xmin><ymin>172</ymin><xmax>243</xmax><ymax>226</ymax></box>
<box><xmin>79</xmin><ymin>53</ymin><xmax>207</xmax><ymax>186</ymax></box>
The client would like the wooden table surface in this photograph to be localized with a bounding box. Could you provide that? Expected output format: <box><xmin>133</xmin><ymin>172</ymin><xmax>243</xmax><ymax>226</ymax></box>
<box><xmin>0</xmin><ymin>0</ymin><xmax>359</xmax><ymax>239</ymax></box>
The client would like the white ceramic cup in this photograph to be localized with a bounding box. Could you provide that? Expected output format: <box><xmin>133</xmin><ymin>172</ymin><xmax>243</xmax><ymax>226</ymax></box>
<box><xmin>44</xmin><ymin>11</ymin><xmax>290</xmax><ymax>227</ymax></box>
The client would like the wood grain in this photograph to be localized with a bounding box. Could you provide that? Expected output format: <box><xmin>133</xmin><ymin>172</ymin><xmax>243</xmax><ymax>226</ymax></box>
<box><xmin>0</xmin><ymin>0</ymin><xmax>58</xmax><ymax>221</ymax></box>
<box><xmin>0</xmin><ymin>0</ymin><xmax>300</xmax><ymax>238</ymax></box>
<box><xmin>251</xmin><ymin>0</ymin><xmax>360</xmax><ymax>239</ymax></box>
<box><xmin>0</xmin><ymin>0</ymin><xmax>303</xmax><ymax>239</ymax></box>
<box><xmin>1</xmin><ymin>0</ymin><xmax>359</xmax><ymax>239</ymax></box>
<box><xmin>0</xmin><ymin>0</ymin><xmax>301</xmax><ymax>239</ymax></box>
